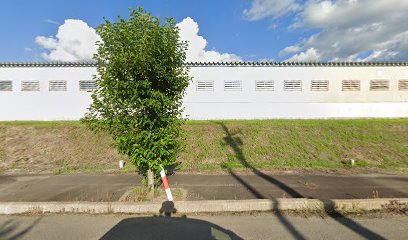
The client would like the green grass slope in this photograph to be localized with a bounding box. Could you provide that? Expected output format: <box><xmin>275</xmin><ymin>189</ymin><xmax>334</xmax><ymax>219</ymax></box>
<box><xmin>0</xmin><ymin>119</ymin><xmax>407</xmax><ymax>173</ymax></box>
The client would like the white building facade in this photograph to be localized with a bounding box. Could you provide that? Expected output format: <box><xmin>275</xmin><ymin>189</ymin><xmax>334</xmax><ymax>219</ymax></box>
<box><xmin>0</xmin><ymin>62</ymin><xmax>407</xmax><ymax>121</ymax></box>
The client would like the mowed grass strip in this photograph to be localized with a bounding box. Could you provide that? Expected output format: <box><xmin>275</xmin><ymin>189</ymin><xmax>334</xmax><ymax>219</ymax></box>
<box><xmin>0</xmin><ymin>119</ymin><xmax>407</xmax><ymax>173</ymax></box>
<box><xmin>180</xmin><ymin>119</ymin><xmax>408</xmax><ymax>171</ymax></box>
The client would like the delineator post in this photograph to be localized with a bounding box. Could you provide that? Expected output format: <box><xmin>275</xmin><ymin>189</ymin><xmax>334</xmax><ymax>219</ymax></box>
<box><xmin>160</xmin><ymin>165</ymin><xmax>173</xmax><ymax>201</ymax></box>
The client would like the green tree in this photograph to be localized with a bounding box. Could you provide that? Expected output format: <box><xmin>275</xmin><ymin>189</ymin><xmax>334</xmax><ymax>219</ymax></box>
<box><xmin>82</xmin><ymin>7</ymin><xmax>190</xmax><ymax>189</ymax></box>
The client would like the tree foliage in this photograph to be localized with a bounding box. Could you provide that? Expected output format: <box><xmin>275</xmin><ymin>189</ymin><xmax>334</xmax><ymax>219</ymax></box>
<box><xmin>82</xmin><ymin>7</ymin><xmax>190</xmax><ymax>182</ymax></box>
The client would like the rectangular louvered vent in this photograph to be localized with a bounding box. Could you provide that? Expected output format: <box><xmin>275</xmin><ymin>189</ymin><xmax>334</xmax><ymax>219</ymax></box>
<box><xmin>342</xmin><ymin>80</ymin><xmax>360</xmax><ymax>91</ymax></box>
<box><xmin>21</xmin><ymin>80</ymin><xmax>40</xmax><ymax>91</ymax></box>
<box><xmin>0</xmin><ymin>81</ymin><xmax>12</xmax><ymax>91</ymax></box>
<box><xmin>49</xmin><ymin>80</ymin><xmax>67</xmax><ymax>91</ymax></box>
<box><xmin>79</xmin><ymin>80</ymin><xmax>97</xmax><ymax>91</ymax></box>
<box><xmin>255</xmin><ymin>80</ymin><xmax>274</xmax><ymax>91</ymax></box>
<box><xmin>311</xmin><ymin>80</ymin><xmax>329</xmax><ymax>91</ymax></box>
<box><xmin>399</xmin><ymin>80</ymin><xmax>408</xmax><ymax>90</ymax></box>
<box><xmin>284</xmin><ymin>80</ymin><xmax>302</xmax><ymax>91</ymax></box>
<box><xmin>196</xmin><ymin>80</ymin><xmax>214</xmax><ymax>91</ymax></box>
<box><xmin>224</xmin><ymin>80</ymin><xmax>242</xmax><ymax>91</ymax></box>
<box><xmin>370</xmin><ymin>80</ymin><xmax>389</xmax><ymax>91</ymax></box>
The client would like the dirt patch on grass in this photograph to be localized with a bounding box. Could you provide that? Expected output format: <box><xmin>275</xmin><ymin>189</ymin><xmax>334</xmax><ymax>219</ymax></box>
<box><xmin>120</xmin><ymin>187</ymin><xmax>185</xmax><ymax>203</ymax></box>
<box><xmin>0</xmin><ymin>122</ymin><xmax>126</xmax><ymax>173</ymax></box>
<box><xmin>382</xmin><ymin>200</ymin><xmax>408</xmax><ymax>215</ymax></box>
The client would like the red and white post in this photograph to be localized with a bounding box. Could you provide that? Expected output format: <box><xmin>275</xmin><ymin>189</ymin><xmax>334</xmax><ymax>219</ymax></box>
<box><xmin>160</xmin><ymin>165</ymin><xmax>173</xmax><ymax>201</ymax></box>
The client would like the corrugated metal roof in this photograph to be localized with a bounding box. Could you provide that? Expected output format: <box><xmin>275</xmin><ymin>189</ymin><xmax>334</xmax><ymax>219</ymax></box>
<box><xmin>0</xmin><ymin>62</ymin><xmax>97</xmax><ymax>68</ymax></box>
<box><xmin>185</xmin><ymin>61</ymin><xmax>408</xmax><ymax>67</ymax></box>
<box><xmin>0</xmin><ymin>61</ymin><xmax>407</xmax><ymax>68</ymax></box>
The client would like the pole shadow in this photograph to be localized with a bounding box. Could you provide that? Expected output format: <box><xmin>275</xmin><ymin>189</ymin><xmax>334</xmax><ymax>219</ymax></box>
<box><xmin>228</xmin><ymin>171</ymin><xmax>306</xmax><ymax>240</ymax></box>
<box><xmin>217</xmin><ymin>122</ymin><xmax>386</xmax><ymax>240</ymax></box>
<box><xmin>0</xmin><ymin>218</ymin><xmax>41</xmax><ymax>240</ymax></box>
<box><xmin>101</xmin><ymin>201</ymin><xmax>243</xmax><ymax>240</ymax></box>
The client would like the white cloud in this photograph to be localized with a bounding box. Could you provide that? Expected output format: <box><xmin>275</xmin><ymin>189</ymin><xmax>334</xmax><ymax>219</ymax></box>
<box><xmin>43</xmin><ymin>19</ymin><xmax>59</xmax><ymax>25</ymax></box>
<box><xmin>279</xmin><ymin>45</ymin><xmax>301</xmax><ymax>56</ymax></box>
<box><xmin>243</xmin><ymin>0</ymin><xmax>301</xmax><ymax>21</ymax></box>
<box><xmin>294</xmin><ymin>0</ymin><xmax>408</xmax><ymax>61</ymax></box>
<box><xmin>35</xmin><ymin>19</ymin><xmax>101</xmax><ymax>62</ymax></box>
<box><xmin>36</xmin><ymin>36</ymin><xmax>58</xmax><ymax>49</ymax></box>
<box><xmin>177</xmin><ymin>17</ymin><xmax>242</xmax><ymax>62</ymax></box>
<box><xmin>246</xmin><ymin>0</ymin><xmax>408</xmax><ymax>61</ymax></box>
<box><xmin>36</xmin><ymin>17</ymin><xmax>241</xmax><ymax>62</ymax></box>
<box><xmin>259</xmin><ymin>57</ymin><xmax>275</xmax><ymax>62</ymax></box>
<box><xmin>286</xmin><ymin>48</ymin><xmax>320</xmax><ymax>62</ymax></box>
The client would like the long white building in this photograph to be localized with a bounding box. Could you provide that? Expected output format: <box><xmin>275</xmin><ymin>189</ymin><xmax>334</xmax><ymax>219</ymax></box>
<box><xmin>0</xmin><ymin>62</ymin><xmax>407</xmax><ymax>120</ymax></box>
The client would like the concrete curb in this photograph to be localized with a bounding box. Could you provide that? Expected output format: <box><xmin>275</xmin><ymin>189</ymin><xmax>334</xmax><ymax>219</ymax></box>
<box><xmin>0</xmin><ymin>198</ymin><xmax>407</xmax><ymax>215</ymax></box>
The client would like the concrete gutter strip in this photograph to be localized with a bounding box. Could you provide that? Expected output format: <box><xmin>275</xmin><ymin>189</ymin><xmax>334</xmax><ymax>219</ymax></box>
<box><xmin>0</xmin><ymin>198</ymin><xmax>407</xmax><ymax>215</ymax></box>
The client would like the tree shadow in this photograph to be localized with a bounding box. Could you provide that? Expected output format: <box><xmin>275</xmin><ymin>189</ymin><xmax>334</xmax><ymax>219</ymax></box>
<box><xmin>0</xmin><ymin>218</ymin><xmax>41</xmax><ymax>240</ymax></box>
<box><xmin>218</xmin><ymin>122</ymin><xmax>386</xmax><ymax>240</ymax></box>
<box><xmin>228</xmin><ymin>171</ymin><xmax>306</xmax><ymax>240</ymax></box>
<box><xmin>136</xmin><ymin>162</ymin><xmax>181</xmax><ymax>179</ymax></box>
<box><xmin>164</xmin><ymin>161</ymin><xmax>182</xmax><ymax>176</ymax></box>
<box><xmin>101</xmin><ymin>201</ymin><xmax>243</xmax><ymax>240</ymax></box>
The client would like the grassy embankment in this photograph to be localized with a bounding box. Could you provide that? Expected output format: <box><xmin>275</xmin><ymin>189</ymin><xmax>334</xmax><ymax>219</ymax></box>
<box><xmin>0</xmin><ymin>119</ymin><xmax>407</xmax><ymax>174</ymax></box>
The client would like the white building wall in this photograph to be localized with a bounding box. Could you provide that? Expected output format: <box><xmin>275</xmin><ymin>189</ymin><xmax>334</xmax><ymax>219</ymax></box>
<box><xmin>0</xmin><ymin>64</ymin><xmax>407</xmax><ymax>120</ymax></box>
<box><xmin>184</xmin><ymin>65</ymin><xmax>408</xmax><ymax>119</ymax></box>
<box><xmin>0</xmin><ymin>67</ymin><xmax>95</xmax><ymax>121</ymax></box>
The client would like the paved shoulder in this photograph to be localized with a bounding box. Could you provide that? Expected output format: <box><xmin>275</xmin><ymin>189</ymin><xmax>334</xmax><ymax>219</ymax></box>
<box><xmin>1</xmin><ymin>173</ymin><xmax>408</xmax><ymax>202</ymax></box>
<box><xmin>1</xmin><ymin>214</ymin><xmax>407</xmax><ymax>240</ymax></box>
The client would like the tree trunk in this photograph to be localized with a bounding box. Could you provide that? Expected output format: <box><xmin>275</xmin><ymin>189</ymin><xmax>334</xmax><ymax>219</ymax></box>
<box><xmin>147</xmin><ymin>169</ymin><xmax>154</xmax><ymax>192</ymax></box>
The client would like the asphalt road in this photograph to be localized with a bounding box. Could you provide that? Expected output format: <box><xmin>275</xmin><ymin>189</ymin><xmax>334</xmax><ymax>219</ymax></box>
<box><xmin>0</xmin><ymin>214</ymin><xmax>407</xmax><ymax>240</ymax></box>
<box><xmin>1</xmin><ymin>173</ymin><xmax>408</xmax><ymax>201</ymax></box>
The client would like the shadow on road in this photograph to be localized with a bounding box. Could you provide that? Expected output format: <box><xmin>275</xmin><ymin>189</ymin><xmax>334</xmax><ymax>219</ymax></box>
<box><xmin>0</xmin><ymin>218</ymin><xmax>41</xmax><ymax>240</ymax></box>
<box><xmin>218</xmin><ymin>122</ymin><xmax>387</xmax><ymax>240</ymax></box>
<box><xmin>101</xmin><ymin>201</ymin><xmax>243</xmax><ymax>240</ymax></box>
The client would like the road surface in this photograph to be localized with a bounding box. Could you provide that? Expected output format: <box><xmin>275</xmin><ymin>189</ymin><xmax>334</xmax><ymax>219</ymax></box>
<box><xmin>0</xmin><ymin>214</ymin><xmax>407</xmax><ymax>240</ymax></box>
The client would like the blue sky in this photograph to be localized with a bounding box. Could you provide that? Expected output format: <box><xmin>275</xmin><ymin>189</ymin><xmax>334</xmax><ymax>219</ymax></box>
<box><xmin>1</xmin><ymin>0</ymin><xmax>408</xmax><ymax>62</ymax></box>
